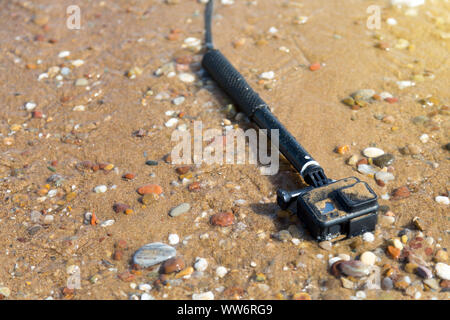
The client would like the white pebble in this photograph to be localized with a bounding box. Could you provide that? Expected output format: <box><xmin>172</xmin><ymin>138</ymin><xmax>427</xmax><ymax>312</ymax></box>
<box><xmin>100</xmin><ymin>220</ymin><xmax>115</xmax><ymax>227</ymax></box>
<box><xmin>194</xmin><ymin>258</ymin><xmax>208</xmax><ymax>272</ymax></box>
<box><xmin>43</xmin><ymin>215</ymin><xmax>54</xmax><ymax>224</ymax></box>
<box><xmin>221</xmin><ymin>0</ymin><xmax>234</xmax><ymax>5</ymax></box>
<box><xmin>435</xmin><ymin>196</ymin><xmax>449</xmax><ymax>205</ymax></box>
<box><xmin>71</xmin><ymin>59</ymin><xmax>84</xmax><ymax>67</ymax></box>
<box><xmin>138</xmin><ymin>284</ymin><xmax>152</xmax><ymax>292</ymax></box>
<box><xmin>355</xmin><ymin>291</ymin><xmax>366</xmax><ymax>299</ymax></box>
<box><xmin>73</xmin><ymin>105</ymin><xmax>86</xmax><ymax>112</ymax></box>
<box><xmin>392</xmin><ymin>238</ymin><xmax>404</xmax><ymax>250</ymax></box>
<box><xmin>338</xmin><ymin>253</ymin><xmax>351</xmax><ymax>261</ymax></box>
<box><xmin>260</xmin><ymin>71</ymin><xmax>275</xmax><ymax>80</ymax></box>
<box><xmin>390</xmin><ymin>0</ymin><xmax>425</xmax><ymax>8</ymax></box>
<box><xmin>362</xmin><ymin>232</ymin><xmax>375</xmax><ymax>243</ymax></box>
<box><xmin>360</xmin><ymin>251</ymin><xmax>376</xmax><ymax>266</ymax></box>
<box><xmin>168</xmin><ymin>234</ymin><xmax>180</xmax><ymax>245</ymax></box>
<box><xmin>216</xmin><ymin>266</ymin><xmax>228</xmax><ymax>278</ymax></box>
<box><xmin>58</xmin><ymin>51</ymin><xmax>71</xmax><ymax>58</ymax></box>
<box><xmin>379</xmin><ymin>92</ymin><xmax>393</xmax><ymax>99</ymax></box>
<box><xmin>268</xmin><ymin>26</ymin><xmax>278</xmax><ymax>34</ymax></box>
<box><xmin>94</xmin><ymin>185</ymin><xmax>107</xmax><ymax>193</ymax></box>
<box><xmin>141</xmin><ymin>293</ymin><xmax>154</xmax><ymax>300</ymax></box>
<box><xmin>396</xmin><ymin>80</ymin><xmax>415</xmax><ymax>89</ymax></box>
<box><xmin>25</xmin><ymin>102</ymin><xmax>37</xmax><ymax>111</ymax></box>
<box><xmin>165</xmin><ymin>118</ymin><xmax>179</xmax><ymax>127</ymax></box>
<box><xmin>419</xmin><ymin>133</ymin><xmax>429</xmax><ymax>143</ymax></box>
<box><xmin>357</xmin><ymin>164</ymin><xmax>378</xmax><ymax>175</ymax></box>
<box><xmin>178</xmin><ymin>73</ymin><xmax>195</xmax><ymax>83</ymax></box>
<box><xmin>192</xmin><ymin>291</ymin><xmax>214</xmax><ymax>300</ymax></box>
<box><xmin>386</xmin><ymin>18</ymin><xmax>397</xmax><ymax>25</ymax></box>
<box><xmin>435</xmin><ymin>263</ymin><xmax>450</xmax><ymax>280</ymax></box>
<box><xmin>375</xmin><ymin>171</ymin><xmax>395</xmax><ymax>183</ymax></box>
<box><xmin>173</xmin><ymin>96</ymin><xmax>185</xmax><ymax>105</ymax></box>
<box><xmin>363</xmin><ymin>147</ymin><xmax>384</xmax><ymax>158</ymax></box>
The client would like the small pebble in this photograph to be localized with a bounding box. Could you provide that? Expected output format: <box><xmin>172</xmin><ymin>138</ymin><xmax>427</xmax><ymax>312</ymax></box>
<box><xmin>358</xmin><ymin>164</ymin><xmax>378</xmax><ymax>175</ymax></box>
<box><xmin>416</xmin><ymin>266</ymin><xmax>433</xmax><ymax>279</ymax></box>
<box><xmin>363</xmin><ymin>147</ymin><xmax>384</xmax><ymax>158</ymax></box>
<box><xmin>94</xmin><ymin>185</ymin><xmax>107</xmax><ymax>193</ymax></box>
<box><xmin>260</xmin><ymin>71</ymin><xmax>275</xmax><ymax>80</ymax></box>
<box><xmin>419</xmin><ymin>134</ymin><xmax>429</xmax><ymax>143</ymax></box>
<box><xmin>382</xmin><ymin>277</ymin><xmax>394</xmax><ymax>290</ymax></box>
<box><xmin>392</xmin><ymin>186</ymin><xmax>410</xmax><ymax>199</ymax></box>
<box><xmin>141</xmin><ymin>293</ymin><xmax>154</xmax><ymax>300</ymax></box>
<box><xmin>435</xmin><ymin>263</ymin><xmax>450</xmax><ymax>280</ymax></box>
<box><xmin>168</xmin><ymin>234</ymin><xmax>179</xmax><ymax>245</ymax></box>
<box><xmin>216</xmin><ymin>266</ymin><xmax>228</xmax><ymax>278</ymax></box>
<box><xmin>387</xmin><ymin>245</ymin><xmax>401</xmax><ymax>260</ymax></box>
<box><xmin>360</xmin><ymin>251</ymin><xmax>376</xmax><ymax>266</ymax></box>
<box><xmin>434</xmin><ymin>250</ymin><xmax>448</xmax><ymax>263</ymax></box>
<box><xmin>133</xmin><ymin>242</ymin><xmax>176</xmax><ymax>268</ymax></box>
<box><xmin>165</xmin><ymin>118</ymin><xmax>179</xmax><ymax>127</ymax></box>
<box><xmin>178</xmin><ymin>73</ymin><xmax>195</xmax><ymax>83</ymax></box>
<box><xmin>210</xmin><ymin>211</ymin><xmax>234</xmax><ymax>227</ymax></box>
<box><xmin>194</xmin><ymin>258</ymin><xmax>208</xmax><ymax>272</ymax></box>
<box><xmin>362</xmin><ymin>232</ymin><xmax>375</xmax><ymax>243</ymax></box>
<box><xmin>169</xmin><ymin>203</ymin><xmax>191</xmax><ymax>217</ymax></box>
<box><xmin>435</xmin><ymin>196</ymin><xmax>449</xmax><ymax>205</ymax></box>
<box><xmin>0</xmin><ymin>287</ymin><xmax>11</xmax><ymax>298</ymax></box>
<box><xmin>373</xmin><ymin>154</ymin><xmax>395</xmax><ymax>168</ymax></box>
<box><xmin>319</xmin><ymin>241</ymin><xmax>332</xmax><ymax>251</ymax></box>
<box><xmin>161</xmin><ymin>257</ymin><xmax>185</xmax><ymax>274</ymax></box>
<box><xmin>339</xmin><ymin>260</ymin><xmax>371</xmax><ymax>278</ymax></box>
<box><xmin>137</xmin><ymin>184</ymin><xmax>163</xmax><ymax>195</ymax></box>
<box><xmin>192</xmin><ymin>291</ymin><xmax>214</xmax><ymax>300</ymax></box>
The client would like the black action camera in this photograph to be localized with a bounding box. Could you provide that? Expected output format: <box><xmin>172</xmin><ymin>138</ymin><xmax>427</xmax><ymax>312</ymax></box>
<box><xmin>277</xmin><ymin>177</ymin><xmax>379</xmax><ymax>241</ymax></box>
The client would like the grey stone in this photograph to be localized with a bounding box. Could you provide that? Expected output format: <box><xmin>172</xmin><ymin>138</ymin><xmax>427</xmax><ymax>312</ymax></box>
<box><xmin>133</xmin><ymin>242</ymin><xmax>176</xmax><ymax>268</ymax></box>
<box><xmin>169</xmin><ymin>203</ymin><xmax>191</xmax><ymax>217</ymax></box>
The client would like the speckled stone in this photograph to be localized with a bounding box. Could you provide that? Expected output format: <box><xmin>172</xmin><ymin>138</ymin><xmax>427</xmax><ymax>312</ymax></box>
<box><xmin>373</xmin><ymin>153</ymin><xmax>395</xmax><ymax>168</ymax></box>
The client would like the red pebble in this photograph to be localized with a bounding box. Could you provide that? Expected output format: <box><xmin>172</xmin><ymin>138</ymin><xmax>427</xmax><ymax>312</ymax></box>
<box><xmin>210</xmin><ymin>211</ymin><xmax>235</xmax><ymax>227</ymax></box>
<box><xmin>385</xmin><ymin>97</ymin><xmax>398</xmax><ymax>104</ymax></box>
<box><xmin>392</xmin><ymin>186</ymin><xmax>410</xmax><ymax>200</ymax></box>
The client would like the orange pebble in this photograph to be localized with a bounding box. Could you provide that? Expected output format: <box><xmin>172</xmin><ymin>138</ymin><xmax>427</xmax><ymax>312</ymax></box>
<box><xmin>137</xmin><ymin>184</ymin><xmax>163</xmax><ymax>195</ymax></box>
<box><xmin>309</xmin><ymin>63</ymin><xmax>321</xmax><ymax>71</ymax></box>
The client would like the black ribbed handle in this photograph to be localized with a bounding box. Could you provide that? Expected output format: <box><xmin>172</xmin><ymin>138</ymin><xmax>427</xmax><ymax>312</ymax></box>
<box><xmin>202</xmin><ymin>49</ymin><xmax>267</xmax><ymax>117</ymax></box>
<box><xmin>202</xmin><ymin>49</ymin><xmax>328</xmax><ymax>186</ymax></box>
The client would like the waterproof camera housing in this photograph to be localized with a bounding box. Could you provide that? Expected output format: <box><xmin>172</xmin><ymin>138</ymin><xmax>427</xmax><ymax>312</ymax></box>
<box><xmin>295</xmin><ymin>177</ymin><xmax>378</xmax><ymax>241</ymax></box>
